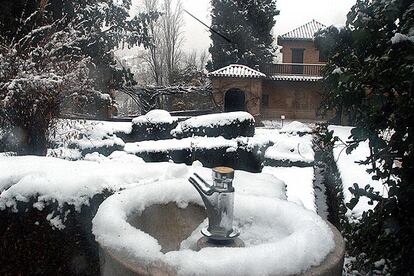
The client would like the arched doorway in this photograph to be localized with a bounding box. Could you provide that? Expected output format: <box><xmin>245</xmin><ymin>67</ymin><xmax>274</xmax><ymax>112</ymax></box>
<box><xmin>224</xmin><ymin>88</ymin><xmax>246</xmax><ymax>112</ymax></box>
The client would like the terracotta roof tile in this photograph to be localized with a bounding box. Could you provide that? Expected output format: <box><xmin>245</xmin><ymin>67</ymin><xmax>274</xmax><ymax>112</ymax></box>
<box><xmin>279</xmin><ymin>19</ymin><xmax>326</xmax><ymax>40</ymax></box>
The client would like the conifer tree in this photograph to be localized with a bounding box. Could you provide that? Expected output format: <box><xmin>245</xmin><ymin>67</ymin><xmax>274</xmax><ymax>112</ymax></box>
<box><xmin>208</xmin><ymin>0</ymin><xmax>279</xmax><ymax>70</ymax></box>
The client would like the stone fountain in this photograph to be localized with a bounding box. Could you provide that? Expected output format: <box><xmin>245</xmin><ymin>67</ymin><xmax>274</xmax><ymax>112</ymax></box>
<box><xmin>92</xmin><ymin>166</ymin><xmax>344</xmax><ymax>276</ymax></box>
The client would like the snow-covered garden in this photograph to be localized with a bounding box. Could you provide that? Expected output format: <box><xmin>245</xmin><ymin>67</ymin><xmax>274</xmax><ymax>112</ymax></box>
<box><xmin>0</xmin><ymin>110</ymin><xmax>387</xmax><ymax>274</ymax></box>
<box><xmin>1</xmin><ymin>0</ymin><xmax>412</xmax><ymax>274</ymax></box>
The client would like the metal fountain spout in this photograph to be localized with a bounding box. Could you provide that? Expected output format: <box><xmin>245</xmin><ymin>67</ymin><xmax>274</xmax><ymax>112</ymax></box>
<box><xmin>188</xmin><ymin>167</ymin><xmax>240</xmax><ymax>242</ymax></box>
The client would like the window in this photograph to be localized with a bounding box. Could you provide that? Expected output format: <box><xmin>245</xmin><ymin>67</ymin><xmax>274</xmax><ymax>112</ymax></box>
<box><xmin>319</xmin><ymin>50</ymin><xmax>328</xmax><ymax>62</ymax></box>
<box><xmin>291</xmin><ymin>48</ymin><xmax>305</xmax><ymax>63</ymax></box>
<box><xmin>262</xmin><ymin>94</ymin><xmax>269</xmax><ymax>107</ymax></box>
<box><xmin>291</xmin><ymin>48</ymin><xmax>305</xmax><ymax>74</ymax></box>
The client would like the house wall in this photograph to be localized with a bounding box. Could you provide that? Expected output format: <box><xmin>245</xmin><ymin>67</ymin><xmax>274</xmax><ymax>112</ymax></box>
<box><xmin>211</xmin><ymin>78</ymin><xmax>263</xmax><ymax>117</ymax></box>
<box><xmin>211</xmin><ymin>77</ymin><xmax>325</xmax><ymax>121</ymax></box>
<box><xmin>279</xmin><ymin>40</ymin><xmax>325</xmax><ymax>64</ymax></box>
<box><xmin>261</xmin><ymin>80</ymin><xmax>323</xmax><ymax>120</ymax></box>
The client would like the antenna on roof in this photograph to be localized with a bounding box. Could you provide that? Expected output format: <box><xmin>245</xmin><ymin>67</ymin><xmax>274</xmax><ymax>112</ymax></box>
<box><xmin>184</xmin><ymin>9</ymin><xmax>232</xmax><ymax>44</ymax></box>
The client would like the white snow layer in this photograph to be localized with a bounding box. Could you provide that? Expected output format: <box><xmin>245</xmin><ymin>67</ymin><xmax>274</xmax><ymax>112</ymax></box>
<box><xmin>264</xmin><ymin>134</ymin><xmax>314</xmax><ymax>163</ymax></box>
<box><xmin>51</xmin><ymin>119</ymin><xmax>131</xmax><ymax>153</ymax></box>
<box><xmin>329</xmin><ymin>125</ymin><xmax>387</xmax><ymax>219</ymax></box>
<box><xmin>263</xmin><ymin>166</ymin><xmax>316</xmax><ymax>212</ymax></box>
<box><xmin>280</xmin><ymin>121</ymin><xmax>312</xmax><ymax>134</ymax></box>
<box><xmin>391</xmin><ymin>33</ymin><xmax>414</xmax><ymax>44</ymax></box>
<box><xmin>92</xmin><ymin>180</ymin><xmax>334</xmax><ymax>276</ymax></box>
<box><xmin>132</xmin><ymin>109</ymin><xmax>178</xmax><ymax>125</ymax></box>
<box><xmin>174</xmin><ymin>111</ymin><xmax>253</xmax><ymax>130</ymax></box>
<box><xmin>0</xmin><ymin>155</ymin><xmax>285</xmax><ymax>222</ymax></box>
<box><xmin>124</xmin><ymin>136</ymin><xmax>241</xmax><ymax>153</ymax></box>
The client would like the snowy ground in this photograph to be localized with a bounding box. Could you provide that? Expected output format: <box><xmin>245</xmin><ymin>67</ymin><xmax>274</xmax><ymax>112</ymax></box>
<box><xmin>262</xmin><ymin>166</ymin><xmax>316</xmax><ymax>212</ymax></box>
<box><xmin>329</xmin><ymin>125</ymin><xmax>388</xmax><ymax>220</ymax></box>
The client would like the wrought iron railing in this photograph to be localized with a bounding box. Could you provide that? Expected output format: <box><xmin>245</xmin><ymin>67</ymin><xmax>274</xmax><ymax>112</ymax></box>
<box><xmin>261</xmin><ymin>63</ymin><xmax>324</xmax><ymax>76</ymax></box>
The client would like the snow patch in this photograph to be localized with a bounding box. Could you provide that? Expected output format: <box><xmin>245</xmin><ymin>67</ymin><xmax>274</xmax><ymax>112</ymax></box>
<box><xmin>280</xmin><ymin>121</ymin><xmax>312</xmax><ymax>134</ymax></box>
<box><xmin>328</xmin><ymin>125</ymin><xmax>387</xmax><ymax>219</ymax></box>
<box><xmin>265</xmin><ymin>134</ymin><xmax>314</xmax><ymax>163</ymax></box>
<box><xmin>173</xmin><ymin>112</ymin><xmax>254</xmax><ymax>133</ymax></box>
<box><xmin>263</xmin><ymin>166</ymin><xmax>315</xmax><ymax>212</ymax></box>
<box><xmin>391</xmin><ymin>33</ymin><xmax>414</xmax><ymax>44</ymax></box>
<box><xmin>132</xmin><ymin>109</ymin><xmax>177</xmax><ymax>125</ymax></box>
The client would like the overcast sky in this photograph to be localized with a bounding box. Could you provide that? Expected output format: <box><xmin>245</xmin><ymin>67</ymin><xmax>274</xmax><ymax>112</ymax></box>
<box><xmin>180</xmin><ymin>0</ymin><xmax>356</xmax><ymax>52</ymax></box>
<box><xmin>121</xmin><ymin>0</ymin><xmax>356</xmax><ymax>57</ymax></box>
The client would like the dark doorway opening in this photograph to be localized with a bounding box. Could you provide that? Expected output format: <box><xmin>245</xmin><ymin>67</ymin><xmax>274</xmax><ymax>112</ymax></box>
<box><xmin>224</xmin><ymin>89</ymin><xmax>246</xmax><ymax>112</ymax></box>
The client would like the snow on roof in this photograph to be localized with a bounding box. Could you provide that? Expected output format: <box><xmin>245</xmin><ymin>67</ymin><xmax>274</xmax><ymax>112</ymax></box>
<box><xmin>208</xmin><ymin>64</ymin><xmax>266</xmax><ymax>79</ymax></box>
<box><xmin>279</xmin><ymin>19</ymin><xmax>326</xmax><ymax>41</ymax></box>
<box><xmin>269</xmin><ymin>75</ymin><xmax>322</xmax><ymax>82</ymax></box>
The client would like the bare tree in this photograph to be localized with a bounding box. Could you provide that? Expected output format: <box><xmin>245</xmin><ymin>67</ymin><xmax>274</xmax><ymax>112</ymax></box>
<box><xmin>140</xmin><ymin>0</ymin><xmax>184</xmax><ymax>85</ymax></box>
<box><xmin>183</xmin><ymin>49</ymin><xmax>209</xmax><ymax>71</ymax></box>
<box><xmin>142</xmin><ymin>0</ymin><xmax>165</xmax><ymax>85</ymax></box>
<box><xmin>161</xmin><ymin>0</ymin><xmax>184</xmax><ymax>84</ymax></box>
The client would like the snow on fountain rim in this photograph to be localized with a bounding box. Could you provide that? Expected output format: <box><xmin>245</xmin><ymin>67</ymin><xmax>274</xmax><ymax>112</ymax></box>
<box><xmin>92</xmin><ymin>180</ymin><xmax>335</xmax><ymax>276</ymax></box>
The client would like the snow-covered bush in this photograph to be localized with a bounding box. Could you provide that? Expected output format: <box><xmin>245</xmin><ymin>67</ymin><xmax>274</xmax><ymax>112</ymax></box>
<box><xmin>0</xmin><ymin>28</ymin><xmax>104</xmax><ymax>155</ymax></box>
<box><xmin>129</xmin><ymin>109</ymin><xmax>179</xmax><ymax>141</ymax></box>
<box><xmin>172</xmin><ymin>111</ymin><xmax>255</xmax><ymax>139</ymax></box>
<box><xmin>0</xmin><ymin>1</ymin><xmax>156</xmax><ymax>155</ymax></box>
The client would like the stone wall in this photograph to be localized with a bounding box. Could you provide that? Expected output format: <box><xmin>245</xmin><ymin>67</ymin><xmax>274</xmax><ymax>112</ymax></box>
<box><xmin>211</xmin><ymin>76</ymin><xmax>327</xmax><ymax>121</ymax></box>
<box><xmin>211</xmin><ymin>78</ymin><xmax>263</xmax><ymax>117</ymax></box>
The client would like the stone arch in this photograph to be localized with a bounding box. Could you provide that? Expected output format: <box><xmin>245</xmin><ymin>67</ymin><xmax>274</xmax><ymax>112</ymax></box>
<box><xmin>224</xmin><ymin>88</ymin><xmax>246</xmax><ymax>112</ymax></box>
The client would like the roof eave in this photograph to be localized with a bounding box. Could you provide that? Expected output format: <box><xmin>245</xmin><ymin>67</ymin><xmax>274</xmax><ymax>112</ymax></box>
<box><xmin>277</xmin><ymin>36</ymin><xmax>315</xmax><ymax>42</ymax></box>
<box><xmin>209</xmin><ymin>75</ymin><xmax>265</xmax><ymax>79</ymax></box>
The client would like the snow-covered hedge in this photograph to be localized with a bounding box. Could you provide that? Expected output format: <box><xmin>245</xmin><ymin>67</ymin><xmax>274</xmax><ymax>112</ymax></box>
<box><xmin>124</xmin><ymin>136</ymin><xmax>269</xmax><ymax>172</ymax></box>
<box><xmin>172</xmin><ymin>112</ymin><xmax>255</xmax><ymax>139</ymax></box>
<box><xmin>129</xmin><ymin>110</ymin><xmax>179</xmax><ymax>141</ymax></box>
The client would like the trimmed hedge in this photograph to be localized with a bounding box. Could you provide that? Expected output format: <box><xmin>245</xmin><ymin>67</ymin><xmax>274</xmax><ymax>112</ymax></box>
<box><xmin>175</xmin><ymin>118</ymin><xmax>255</xmax><ymax>139</ymax></box>
<box><xmin>262</xmin><ymin>158</ymin><xmax>314</xmax><ymax>168</ymax></box>
<box><xmin>130</xmin><ymin>141</ymin><xmax>268</xmax><ymax>173</ymax></box>
<box><xmin>128</xmin><ymin>121</ymin><xmax>178</xmax><ymax>142</ymax></box>
<box><xmin>0</xmin><ymin>191</ymin><xmax>112</xmax><ymax>275</ymax></box>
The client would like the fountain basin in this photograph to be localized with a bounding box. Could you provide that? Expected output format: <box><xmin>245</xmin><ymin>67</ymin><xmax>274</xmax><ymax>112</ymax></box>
<box><xmin>93</xmin><ymin>179</ymin><xmax>344</xmax><ymax>276</ymax></box>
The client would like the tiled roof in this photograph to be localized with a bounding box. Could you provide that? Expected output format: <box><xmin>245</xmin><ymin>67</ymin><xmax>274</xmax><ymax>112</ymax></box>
<box><xmin>269</xmin><ymin>75</ymin><xmax>322</xmax><ymax>82</ymax></box>
<box><xmin>208</xmin><ymin>64</ymin><xmax>266</xmax><ymax>79</ymax></box>
<box><xmin>279</xmin><ymin>19</ymin><xmax>326</xmax><ymax>40</ymax></box>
